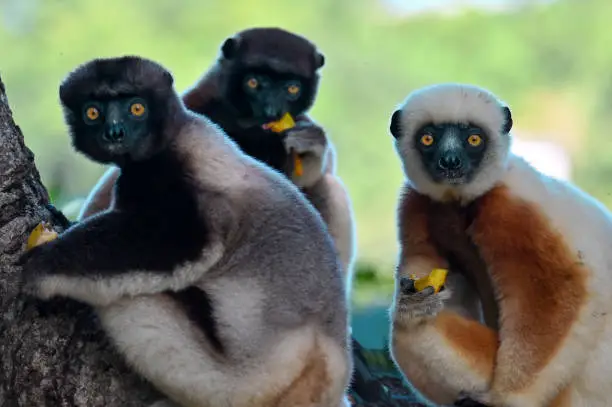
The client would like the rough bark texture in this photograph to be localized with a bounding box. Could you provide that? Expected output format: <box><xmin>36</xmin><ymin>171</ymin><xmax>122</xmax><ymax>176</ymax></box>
<box><xmin>0</xmin><ymin>75</ymin><xmax>163</xmax><ymax>406</ymax></box>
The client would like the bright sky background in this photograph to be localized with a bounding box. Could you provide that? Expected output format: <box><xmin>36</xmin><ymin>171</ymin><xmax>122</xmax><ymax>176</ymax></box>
<box><xmin>384</xmin><ymin>0</ymin><xmax>557</xmax><ymax>15</ymax></box>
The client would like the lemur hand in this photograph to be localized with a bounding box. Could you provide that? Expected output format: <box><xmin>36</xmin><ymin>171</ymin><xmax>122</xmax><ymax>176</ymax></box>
<box><xmin>393</xmin><ymin>277</ymin><xmax>451</xmax><ymax>325</ymax></box>
<box><xmin>283</xmin><ymin>122</ymin><xmax>327</xmax><ymax>158</ymax></box>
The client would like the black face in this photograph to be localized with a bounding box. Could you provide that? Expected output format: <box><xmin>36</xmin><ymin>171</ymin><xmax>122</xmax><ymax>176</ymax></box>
<box><xmin>227</xmin><ymin>67</ymin><xmax>314</xmax><ymax>124</ymax></box>
<box><xmin>414</xmin><ymin>122</ymin><xmax>488</xmax><ymax>185</ymax></box>
<box><xmin>72</xmin><ymin>96</ymin><xmax>153</xmax><ymax>164</ymax></box>
<box><xmin>242</xmin><ymin>71</ymin><xmax>303</xmax><ymax>120</ymax></box>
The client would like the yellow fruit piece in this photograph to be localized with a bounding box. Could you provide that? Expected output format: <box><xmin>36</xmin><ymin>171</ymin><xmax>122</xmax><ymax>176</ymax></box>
<box><xmin>293</xmin><ymin>152</ymin><xmax>304</xmax><ymax>177</ymax></box>
<box><xmin>262</xmin><ymin>113</ymin><xmax>296</xmax><ymax>133</ymax></box>
<box><xmin>412</xmin><ymin>268</ymin><xmax>448</xmax><ymax>293</ymax></box>
<box><xmin>26</xmin><ymin>222</ymin><xmax>59</xmax><ymax>250</ymax></box>
<box><xmin>263</xmin><ymin>113</ymin><xmax>304</xmax><ymax>177</ymax></box>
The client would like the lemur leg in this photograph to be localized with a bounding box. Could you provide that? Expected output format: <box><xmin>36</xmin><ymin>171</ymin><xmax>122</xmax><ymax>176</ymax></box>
<box><xmin>78</xmin><ymin>166</ymin><xmax>119</xmax><ymax>220</ymax></box>
<box><xmin>19</xmin><ymin>212</ymin><xmax>223</xmax><ymax>306</ymax></box>
<box><xmin>101</xmin><ymin>295</ymin><xmax>352</xmax><ymax>407</ymax></box>
<box><xmin>390</xmin><ymin>284</ymin><xmax>497</xmax><ymax>405</ymax></box>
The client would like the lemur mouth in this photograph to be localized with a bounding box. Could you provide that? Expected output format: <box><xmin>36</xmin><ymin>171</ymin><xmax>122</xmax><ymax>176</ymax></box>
<box><xmin>438</xmin><ymin>170</ymin><xmax>466</xmax><ymax>184</ymax></box>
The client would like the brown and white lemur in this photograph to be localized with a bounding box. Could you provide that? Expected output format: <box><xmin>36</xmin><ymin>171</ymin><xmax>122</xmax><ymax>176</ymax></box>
<box><xmin>77</xmin><ymin>27</ymin><xmax>356</xmax><ymax>287</ymax></box>
<box><xmin>389</xmin><ymin>83</ymin><xmax>612</xmax><ymax>407</ymax></box>
<box><xmin>20</xmin><ymin>55</ymin><xmax>352</xmax><ymax>407</ymax></box>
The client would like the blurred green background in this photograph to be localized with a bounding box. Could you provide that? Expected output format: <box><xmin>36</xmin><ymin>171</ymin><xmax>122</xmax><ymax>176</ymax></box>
<box><xmin>3</xmin><ymin>0</ymin><xmax>612</xmax><ymax>348</ymax></box>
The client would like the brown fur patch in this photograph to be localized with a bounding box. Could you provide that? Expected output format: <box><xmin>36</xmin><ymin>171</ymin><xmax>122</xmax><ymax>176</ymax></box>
<box><xmin>434</xmin><ymin>311</ymin><xmax>497</xmax><ymax>378</ymax></box>
<box><xmin>397</xmin><ymin>186</ymin><xmax>448</xmax><ymax>277</ymax></box>
<box><xmin>272</xmin><ymin>341</ymin><xmax>331</xmax><ymax>406</ymax></box>
<box><xmin>470</xmin><ymin>185</ymin><xmax>588</xmax><ymax>393</ymax></box>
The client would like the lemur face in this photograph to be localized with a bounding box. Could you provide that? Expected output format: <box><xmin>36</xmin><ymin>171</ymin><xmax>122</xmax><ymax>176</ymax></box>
<box><xmin>412</xmin><ymin>122</ymin><xmax>489</xmax><ymax>185</ymax></box>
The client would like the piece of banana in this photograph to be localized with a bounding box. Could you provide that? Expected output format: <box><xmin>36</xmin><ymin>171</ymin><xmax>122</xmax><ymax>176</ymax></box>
<box><xmin>263</xmin><ymin>113</ymin><xmax>303</xmax><ymax>177</ymax></box>
<box><xmin>410</xmin><ymin>268</ymin><xmax>448</xmax><ymax>294</ymax></box>
<box><xmin>262</xmin><ymin>112</ymin><xmax>296</xmax><ymax>133</ymax></box>
<box><xmin>26</xmin><ymin>222</ymin><xmax>59</xmax><ymax>250</ymax></box>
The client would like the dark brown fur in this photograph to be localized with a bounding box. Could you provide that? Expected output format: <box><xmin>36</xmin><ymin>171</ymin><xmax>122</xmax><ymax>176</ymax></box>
<box><xmin>398</xmin><ymin>186</ymin><xmax>499</xmax><ymax>330</ymax></box>
<box><xmin>427</xmin><ymin>200</ymin><xmax>499</xmax><ymax>330</ymax></box>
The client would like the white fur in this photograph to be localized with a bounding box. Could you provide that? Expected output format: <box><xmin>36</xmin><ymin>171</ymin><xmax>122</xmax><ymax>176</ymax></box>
<box><xmin>35</xmin><ymin>242</ymin><xmax>224</xmax><ymax>307</ymax></box>
<box><xmin>394</xmin><ymin>83</ymin><xmax>511</xmax><ymax>203</ymax></box>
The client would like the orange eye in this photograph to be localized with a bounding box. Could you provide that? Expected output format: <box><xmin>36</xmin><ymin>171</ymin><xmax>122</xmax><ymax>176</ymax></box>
<box><xmin>130</xmin><ymin>103</ymin><xmax>146</xmax><ymax>117</ymax></box>
<box><xmin>467</xmin><ymin>134</ymin><xmax>482</xmax><ymax>147</ymax></box>
<box><xmin>86</xmin><ymin>107</ymin><xmax>99</xmax><ymax>121</ymax></box>
<box><xmin>287</xmin><ymin>84</ymin><xmax>300</xmax><ymax>95</ymax></box>
<box><xmin>246</xmin><ymin>78</ymin><xmax>258</xmax><ymax>89</ymax></box>
<box><xmin>420</xmin><ymin>134</ymin><xmax>434</xmax><ymax>146</ymax></box>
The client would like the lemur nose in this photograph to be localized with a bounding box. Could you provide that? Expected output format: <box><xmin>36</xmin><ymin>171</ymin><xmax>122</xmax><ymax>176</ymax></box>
<box><xmin>103</xmin><ymin>124</ymin><xmax>126</xmax><ymax>143</ymax></box>
<box><xmin>264</xmin><ymin>106</ymin><xmax>283</xmax><ymax>120</ymax></box>
<box><xmin>438</xmin><ymin>155</ymin><xmax>462</xmax><ymax>170</ymax></box>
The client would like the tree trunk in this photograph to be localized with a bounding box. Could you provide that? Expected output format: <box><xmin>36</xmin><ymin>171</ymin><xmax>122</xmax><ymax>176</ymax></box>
<box><xmin>0</xmin><ymin>75</ymin><xmax>162</xmax><ymax>406</ymax></box>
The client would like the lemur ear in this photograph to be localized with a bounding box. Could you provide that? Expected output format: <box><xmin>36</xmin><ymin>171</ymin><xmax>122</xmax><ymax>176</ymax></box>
<box><xmin>502</xmin><ymin>106</ymin><xmax>513</xmax><ymax>134</ymax></box>
<box><xmin>390</xmin><ymin>110</ymin><xmax>402</xmax><ymax>139</ymax></box>
<box><xmin>314</xmin><ymin>52</ymin><xmax>325</xmax><ymax>69</ymax></box>
<box><xmin>221</xmin><ymin>37</ymin><xmax>239</xmax><ymax>60</ymax></box>
<box><xmin>162</xmin><ymin>70</ymin><xmax>174</xmax><ymax>87</ymax></box>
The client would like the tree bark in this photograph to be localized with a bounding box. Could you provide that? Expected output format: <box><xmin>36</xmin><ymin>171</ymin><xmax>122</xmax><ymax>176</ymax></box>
<box><xmin>0</xmin><ymin>75</ymin><xmax>162</xmax><ymax>406</ymax></box>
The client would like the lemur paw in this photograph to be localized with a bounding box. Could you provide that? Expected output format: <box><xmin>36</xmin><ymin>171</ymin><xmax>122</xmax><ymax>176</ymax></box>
<box><xmin>283</xmin><ymin>123</ymin><xmax>327</xmax><ymax>156</ymax></box>
<box><xmin>393</xmin><ymin>277</ymin><xmax>451</xmax><ymax>324</ymax></box>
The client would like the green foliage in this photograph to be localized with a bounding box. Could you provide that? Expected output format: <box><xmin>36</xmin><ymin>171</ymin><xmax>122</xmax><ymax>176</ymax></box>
<box><xmin>2</xmin><ymin>0</ymin><xmax>612</xmax><ymax>305</ymax></box>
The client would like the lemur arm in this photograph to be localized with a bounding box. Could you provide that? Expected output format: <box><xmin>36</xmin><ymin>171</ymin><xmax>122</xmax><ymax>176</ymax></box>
<box><xmin>283</xmin><ymin>115</ymin><xmax>330</xmax><ymax>188</ymax></box>
<box><xmin>20</xmin><ymin>211</ymin><xmax>224</xmax><ymax>307</ymax></box>
<box><xmin>395</xmin><ymin>187</ymin><xmax>448</xmax><ymax>279</ymax></box>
